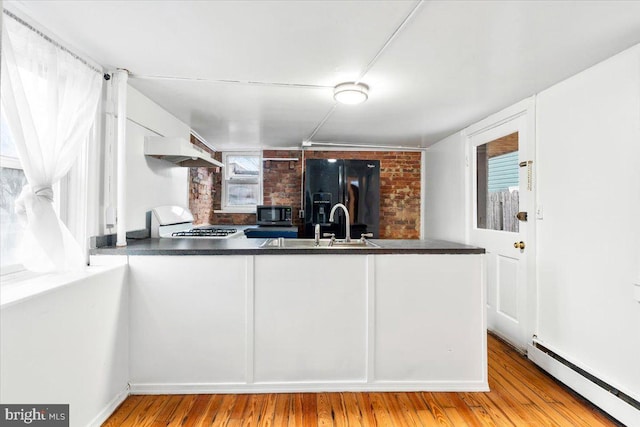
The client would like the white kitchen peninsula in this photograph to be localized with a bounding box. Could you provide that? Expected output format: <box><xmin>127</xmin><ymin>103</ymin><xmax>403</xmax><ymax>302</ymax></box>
<box><xmin>91</xmin><ymin>239</ymin><xmax>486</xmax><ymax>394</ymax></box>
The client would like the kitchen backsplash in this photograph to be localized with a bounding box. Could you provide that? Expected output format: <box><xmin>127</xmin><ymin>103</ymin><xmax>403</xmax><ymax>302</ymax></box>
<box><xmin>189</xmin><ymin>136</ymin><xmax>421</xmax><ymax>238</ymax></box>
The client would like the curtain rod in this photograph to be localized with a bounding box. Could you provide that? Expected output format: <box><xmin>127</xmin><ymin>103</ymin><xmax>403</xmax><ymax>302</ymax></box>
<box><xmin>2</xmin><ymin>9</ymin><xmax>103</xmax><ymax>74</ymax></box>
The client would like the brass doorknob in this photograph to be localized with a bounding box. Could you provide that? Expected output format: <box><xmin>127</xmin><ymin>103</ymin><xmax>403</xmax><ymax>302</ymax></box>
<box><xmin>514</xmin><ymin>241</ymin><xmax>525</xmax><ymax>250</ymax></box>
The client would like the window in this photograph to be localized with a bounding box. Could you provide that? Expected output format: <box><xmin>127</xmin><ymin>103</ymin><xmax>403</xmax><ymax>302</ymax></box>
<box><xmin>0</xmin><ymin>110</ymin><xmax>92</xmax><ymax>276</ymax></box>
<box><xmin>1</xmin><ymin>10</ymin><xmax>101</xmax><ymax>275</ymax></box>
<box><xmin>0</xmin><ymin>113</ymin><xmax>65</xmax><ymax>274</ymax></box>
<box><xmin>0</xmin><ymin>114</ymin><xmax>27</xmax><ymax>272</ymax></box>
<box><xmin>476</xmin><ymin>132</ymin><xmax>519</xmax><ymax>232</ymax></box>
<box><xmin>221</xmin><ymin>152</ymin><xmax>262</xmax><ymax>212</ymax></box>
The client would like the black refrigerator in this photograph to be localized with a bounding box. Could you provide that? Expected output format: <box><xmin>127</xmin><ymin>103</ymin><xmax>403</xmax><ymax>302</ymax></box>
<box><xmin>304</xmin><ymin>159</ymin><xmax>380</xmax><ymax>239</ymax></box>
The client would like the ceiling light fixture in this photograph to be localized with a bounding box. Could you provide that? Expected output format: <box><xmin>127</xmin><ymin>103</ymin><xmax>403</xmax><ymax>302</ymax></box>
<box><xmin>333</xmin><ymin>82</ymin><xmax>369</xmax><ymax>105</ymax></box>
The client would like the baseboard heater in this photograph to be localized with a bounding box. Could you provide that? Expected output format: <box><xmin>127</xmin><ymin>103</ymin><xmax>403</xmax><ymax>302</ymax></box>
<box><xmin>532</xmin><ymin>341</ymin><xmax>640</xmax><ymax>412</ymax></box>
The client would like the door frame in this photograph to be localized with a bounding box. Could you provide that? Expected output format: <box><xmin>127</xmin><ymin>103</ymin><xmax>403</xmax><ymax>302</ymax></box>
<box><xmin>464</xmin><ymin>97</ymin><xmax>537</xmax><ymax>351</ymax></box>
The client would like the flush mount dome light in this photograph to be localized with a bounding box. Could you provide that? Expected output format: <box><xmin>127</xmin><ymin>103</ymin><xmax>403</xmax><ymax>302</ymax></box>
<box><xmin>333</xmin><ymin>82</ymin><xmax>369</xmax><ymax>105</ymax></box>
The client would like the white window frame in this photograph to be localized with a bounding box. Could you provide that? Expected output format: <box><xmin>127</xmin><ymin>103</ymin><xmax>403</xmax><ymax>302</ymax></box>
<box><xmin>0</xmin><ymin>131</ymin><xmax>64</xmax><ymax>277</ymax></box>
<box><xmin>219</xmin><ymin>151</ymin><xmax>263</xmax><ymax>213</ymax></box>
<box><xmin>0</xmin><ymin>152</ymin><xmax>29</xmax><ymax>275</ymax></box>
<box><xmin>1</xmin><ymin>105</ymin><xmax>30</xmax><ymax>276</ymax></box>
<box><xmin>0</xmin><ymin>98</ymin><xmax>98</xmax><ymax>280</ymax></box>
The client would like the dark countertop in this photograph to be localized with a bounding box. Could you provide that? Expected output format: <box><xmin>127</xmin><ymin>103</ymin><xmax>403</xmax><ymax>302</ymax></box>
<box><xmin>90</xmin><ymin>237</ymin><xmax>485</xmax><ymax>256</ymax></box>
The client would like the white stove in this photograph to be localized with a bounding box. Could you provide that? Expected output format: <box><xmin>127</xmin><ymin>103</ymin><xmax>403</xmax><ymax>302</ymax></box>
<box><xmin>150</xmin><ymin>206</ymin><xmax>245</xmax><ymax>239</ymax></box>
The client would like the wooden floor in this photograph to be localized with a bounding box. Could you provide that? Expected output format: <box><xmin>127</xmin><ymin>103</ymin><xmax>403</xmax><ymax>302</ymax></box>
<box><xmin>104</xmin><ymin>334</ymin><xmax>620</xmax><ymax>426</ymax></box>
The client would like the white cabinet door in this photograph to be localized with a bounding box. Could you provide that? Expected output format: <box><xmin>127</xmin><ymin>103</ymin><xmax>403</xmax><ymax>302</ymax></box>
<box><xmin>374</xmin><ymin>254</ymin><xmax>486</xmax><ymax>383</ymax></box>
<box><xmin>254</xmin><ymin>255</ymin><xmax>367</xmax><ymax>383</ymax></box>
<box><xmin>129</xmin><ymin>256</ymin><xmax>249</xmax><ymax>385</ymax></box>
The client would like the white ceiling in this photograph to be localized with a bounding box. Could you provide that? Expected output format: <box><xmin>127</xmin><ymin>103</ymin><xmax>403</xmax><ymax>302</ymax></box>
<box><xmin>7</xmin><ymin>0</ymin><xmax>640</xmax><ymax>149</ymax></box>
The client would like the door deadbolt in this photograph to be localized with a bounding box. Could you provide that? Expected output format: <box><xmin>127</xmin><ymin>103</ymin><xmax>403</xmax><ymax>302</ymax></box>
<box><xmin>516</xmin><ymin>211</ymin><xmax>528</xmax><ymax>222</ymax></box>
<box><xmin>513</xmin><ymin>241</ymin><xmax>525</xmax><ymax>250</ymax></box>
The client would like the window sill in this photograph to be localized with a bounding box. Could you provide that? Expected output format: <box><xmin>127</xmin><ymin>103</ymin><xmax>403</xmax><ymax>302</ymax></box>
<box><xmin>214</xmin><ymin>209</ymin><xmax>256</xmax><ymax>215</ymax></box>
<box><xmin>0</xmin><ymin>261</ymin><xmax>127</xmax><ymax>309</ymax></box>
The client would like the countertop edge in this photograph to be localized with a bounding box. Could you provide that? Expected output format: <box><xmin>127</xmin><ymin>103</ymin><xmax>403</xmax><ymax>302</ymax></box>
<box><xmin>90</xmin><ymin>248</ymin><xmax>485</xmax><ymax>256</ymax></box>
<box><xmin>89</xmin><ymin>238</ymin><xmax>485</xmax><ymax>256</ymax></box>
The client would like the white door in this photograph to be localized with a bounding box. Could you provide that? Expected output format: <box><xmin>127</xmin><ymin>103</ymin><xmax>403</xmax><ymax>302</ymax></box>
<box><xmin>467</xmin><ymin>100</ymin><xmax>535</xmax><ymax>351</ymax></box>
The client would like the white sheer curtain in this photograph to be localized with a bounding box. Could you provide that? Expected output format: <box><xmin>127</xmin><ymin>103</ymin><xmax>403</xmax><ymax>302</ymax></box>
<box><xmin>1</xmin><ymin>14</ymin><xmax>102</xmax><ymax>272</ymax></box>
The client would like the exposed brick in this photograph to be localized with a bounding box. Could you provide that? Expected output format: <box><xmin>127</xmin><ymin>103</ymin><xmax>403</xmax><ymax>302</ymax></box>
<box><xmin>189</xmin><ymin>146</ymin><xmax>421</xmax><ymax>238</ymax></box>
<box><xmin>304</xmin><ymin>150</ymin><xmax>421</xmax><ymax>239</ymax></box>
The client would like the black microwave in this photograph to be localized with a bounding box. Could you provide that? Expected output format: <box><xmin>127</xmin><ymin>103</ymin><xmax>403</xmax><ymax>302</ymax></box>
<box><xmin>256</xmin><ymin>205</ymin><xmax>293</xmax><ymax>226</ymax></box>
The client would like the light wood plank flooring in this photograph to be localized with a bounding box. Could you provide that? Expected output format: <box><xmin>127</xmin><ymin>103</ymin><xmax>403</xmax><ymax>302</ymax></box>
<box><xmin>104</xmin><ymin>334</ymin><xmax>621</xmax><ymax>426</ymax></box>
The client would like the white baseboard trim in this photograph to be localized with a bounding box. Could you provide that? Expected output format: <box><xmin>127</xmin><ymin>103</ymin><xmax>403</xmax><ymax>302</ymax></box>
<box><xmin>130</xmin><ymin>380</ymin><xmax>489</xmax><ymax>395</ymax></box>
<box><xmin>87</xmin><ymin>386</ymin><xmax>130</xmax><ymax>427</ymax></box>
<box><xmin>528</xmin><ymin>344</ymin><xmax>640</xmax><ymax>427</ymax></box>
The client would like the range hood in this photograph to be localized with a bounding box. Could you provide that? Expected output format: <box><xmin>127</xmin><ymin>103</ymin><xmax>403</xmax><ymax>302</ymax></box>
<box><xmin>144</xmin><ymin>136</ymin><xmax>224</xmax><ymax>168</ymax></box>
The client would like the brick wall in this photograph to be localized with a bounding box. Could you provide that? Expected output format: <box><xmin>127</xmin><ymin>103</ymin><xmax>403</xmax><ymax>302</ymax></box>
<box><xmin>189</xmin><ymin>146</ymin><xmax>421</xmax><ymax>238</ymax></box>
<box><xmin>188</xmin><ymin>134</ymin><xmax>217</xmax><ymax>225</ymax></box>
<box><xmin>188</xmin><ymin>137</ymin><xmax>257</xmax><ymax>226</ymax></box>
<box><xmin>262</xmin><ymin>150</ymin><xmax>303</xmax><ymax>227</ymax></box>
<box><xmin>304</xmin><ymin>151</ymin><xmax>421</xmax><ymax>239</ymax></box>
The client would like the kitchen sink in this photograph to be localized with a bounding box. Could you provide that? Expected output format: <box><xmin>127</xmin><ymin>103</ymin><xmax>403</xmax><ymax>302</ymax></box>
<box><xmin>260</xmin><ymin>237</ymin><xmax>379</xmax><ymax>249</ymax></box>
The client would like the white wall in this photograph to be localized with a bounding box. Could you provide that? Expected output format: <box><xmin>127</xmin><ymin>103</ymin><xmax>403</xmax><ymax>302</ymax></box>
<box><xmin>535</xmin><ymin>45</ymin><xmax>640</xmax><ymax>401</ymax></box>
<box><xmin>424</xmin><ymin>43</ymin><xmax>640</xmax><ymax>422</ymax></box>
<box><xmin>125</xmin><ymin>86</ymin><xmax>190</xmax><ymax>231</ymax></box>
<box><xmin>423</xmin><ymin>132</ymin><xmax>467</xmax><ymax>243</ymax></box>
<box><xmin>105</xmin><ymin>86</ymin><xmax>190</xmax><ymax>232</ymax></box>
<box><xmin>0</xmin><ymin>265</ymin><xmax>129</xmax><ymax>427</ymax></box>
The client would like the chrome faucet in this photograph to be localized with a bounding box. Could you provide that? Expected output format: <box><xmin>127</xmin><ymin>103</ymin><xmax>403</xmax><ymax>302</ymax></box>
<box><xmin>329</xmin><ymin>203</ymin><xmax>351</xmax><ymax>242</ymax></box>
<box><xmin>314</xmin><ymin>223</ymin><xmax>321</xmax><ymax>246</ymax></box>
